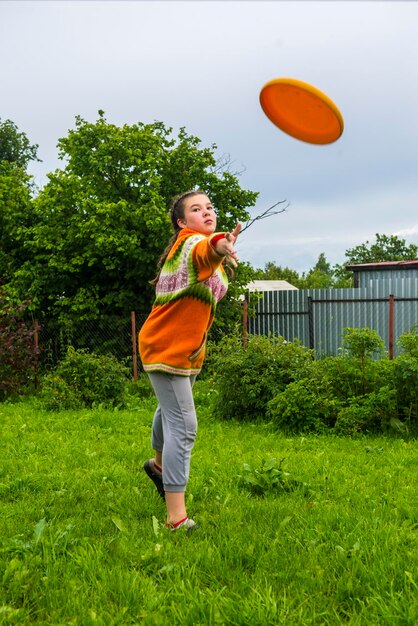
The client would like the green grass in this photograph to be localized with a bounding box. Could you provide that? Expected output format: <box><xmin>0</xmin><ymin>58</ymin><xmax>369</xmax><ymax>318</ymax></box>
<box><xmin>1</xmin><ymin>383</ymin><xmax>418</xmax><ymax>625</ymax></box>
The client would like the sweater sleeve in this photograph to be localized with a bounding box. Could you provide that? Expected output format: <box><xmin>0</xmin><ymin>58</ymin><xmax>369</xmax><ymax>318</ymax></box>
<box><xmin>190</xmin><ymin>232</ymin><xmax>226</xmax><ymax>283</ymax></box>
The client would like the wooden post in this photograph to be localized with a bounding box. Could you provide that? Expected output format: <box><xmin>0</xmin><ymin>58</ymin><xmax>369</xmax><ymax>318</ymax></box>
<box><xmin>243</xmin><ymin>293</ymin><xmax>248</xmax><ymax>348</ymax></box>
<box><xmin>131</xmin><ymin>311</ymin><xmax>138</xmax><ymax>380</ymax></box>
<box><xmin>388</xmin><ymin>294</ymin><xmax>395</xmax><ymax>359</ymax></box>
<box><xmin>34</xmin><ymin>319</ymin><xmax>40</xmax><ymax>388</ymax></box>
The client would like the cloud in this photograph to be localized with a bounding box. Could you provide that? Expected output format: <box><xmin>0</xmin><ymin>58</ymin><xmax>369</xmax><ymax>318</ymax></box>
<box><xmin>394</xmin><ymin>225</ymin><xmax>418</xmax><ymax>238</ymax></box>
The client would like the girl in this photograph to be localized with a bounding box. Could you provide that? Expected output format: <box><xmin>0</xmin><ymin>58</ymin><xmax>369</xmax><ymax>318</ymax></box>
<box><xmin>138</xmin><ymin>190</ymin><xmax>241</xmax><ymax>531</ymax></box>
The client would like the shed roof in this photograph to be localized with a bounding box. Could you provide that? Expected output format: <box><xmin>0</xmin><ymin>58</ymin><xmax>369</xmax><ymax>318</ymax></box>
<box><xmin>246</xmin><ymin>280</ymin><xmax>298</xmax><ymax>291</ymax></box>
<box><xmin>346</xmin><ymin>260</ymin><xmax>418</xmax><ymax>272</ymax></box>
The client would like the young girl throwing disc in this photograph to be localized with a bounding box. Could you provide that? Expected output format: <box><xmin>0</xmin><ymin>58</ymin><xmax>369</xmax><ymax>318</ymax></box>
<box><xmin>139</xmin><ymin>190</ymin><xmax>241</xmax><ymax>532</ymax></box>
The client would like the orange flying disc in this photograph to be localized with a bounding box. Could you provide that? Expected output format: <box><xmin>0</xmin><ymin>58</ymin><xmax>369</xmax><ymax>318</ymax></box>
<box><xmin>259</xmin><ymin>78</ymin><xmax>344</xmax><ymax>144</ymax></box>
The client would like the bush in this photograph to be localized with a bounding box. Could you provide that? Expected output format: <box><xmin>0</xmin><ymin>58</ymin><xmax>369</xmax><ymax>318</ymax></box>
<box><xmin>397</xmin><ymin>325</ymin><xmax>418</xmax><ymax>358</ymax></box>
<box><xmin>211</xmin><ymin>333</ymin><xmax>314</xmax><ymax>421</ymax></box>
<box><xmin>310</xmin><ymin>354</ymin><xmax>393</xmax><ymax>401</ymax></box>
<box><xmin>334</xmin><ymin>387</ymin><xmax>399</xmax><ymax>436</ymax></box>
<box><xmin>0</xmin><ymin>290</ymin><xmax>40</xmax><ymax>400</ymax></box>
<box><xmin>40</xmin><ymin>347</ymin><xmax>130</xmax><ymax>410</ymax></box>
<box><xmin>267</xmin><ymin>378</ymin><xmax>341</xmax><ymax>434</ymax></box>
<box><xmin>392</xmin><ymin>354</ymin><xmax>418</xmax><ymax>427</ymax></box>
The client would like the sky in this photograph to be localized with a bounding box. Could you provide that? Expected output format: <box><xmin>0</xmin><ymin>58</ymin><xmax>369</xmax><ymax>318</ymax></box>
<box><xmin>2</xmin><ymin>1</ymin><xmax>418</xmax><ymax>273</ymax></box>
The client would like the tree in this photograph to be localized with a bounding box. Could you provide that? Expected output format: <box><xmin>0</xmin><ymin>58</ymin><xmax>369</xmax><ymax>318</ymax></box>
<box><xmin>0</xmin><ymin>120</ymin><xmax>39</xmax><ymax>283</ymax></box>
<box><xmin>300</xmin><ymin>253</ymin><xmax>335</xmax><ymax>289</ymax></box>
<box><xmin>257</xmin><ymin>261</ymin><xmax>301</xmax><ymax>287</ymax></box>
<box><xmin>0</xmin><ymin>118</ymin><xmax>40</xmax><ymax>169</ymax></box>
<box><xmin>12</xmin><ymin>112</ymin><xmax>258</xmax><ymax>320</ymax></box>
<box><xmin>334</xmin><ymin>233</ymin><xmax>418</xmax><ymax>286</ymax></box>
<box><xmin>0</xmin><ymin>163</ymin><xmax>35</xmax><ymax>282</ymax></box>
<box><xmin>344</xmin><ymin>233</ymin><xmax>418</xmax><ymax>264</ymax></box>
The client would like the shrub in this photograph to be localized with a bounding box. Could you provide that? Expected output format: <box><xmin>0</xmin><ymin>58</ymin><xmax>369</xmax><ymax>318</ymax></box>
<box><xmin>40</xmin><ymin>347</ymin><xmax>130</xmax><ymax>410</ymax></box>
<box><xmin>310</xmin><ymin>354</ymin><xmax>393</xmax><ymax>401</ymax></box>
<box><xmin>0</xmin><ymin>290</ymin><xmax>40</xmax><ymax>400</ymax></box>
<box><xmin>211</xmin><ymin>333</ymin><xmax>314</xmax><ymax>421</ymax></box>
<box><xmin>392</xmin><ymin>354</ymin><xmax>418</xmax><ymax>427</ymax></box>
<box><xmin>334</xmin><ymin>387</ymin><xmax>399</xmax><ymax>436</ymax></box>
<box><xmin>341</xmin><ymin>327</ymin><xmax>385</xmax><ymax>394</ymax></box>
<box><xmin>397</xmin><ymin>325</ymin><xmax>418</xmax><ymax>359</ymax></box>
<box><xmin>267</xmin><ymin>378</ymin><xmax>342</xmax><ymax>434</ymax></box>
<box><xmin>39</xmin><ymin>373</ymin><xmax>84</xmax><ymax>411</ymax></box>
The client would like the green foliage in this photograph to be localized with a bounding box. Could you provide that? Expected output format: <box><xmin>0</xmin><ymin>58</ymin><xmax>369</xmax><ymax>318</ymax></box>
<box><xmin>256</xmin><ymin>261</ymin><xmax>301</xmax><ymax>287</ymax></box>
<box><xmin>0</xmin><ymin>289</ymin><xmax>40</xmax><ymax>400</ymax></box>
<box><xmin>342</xmin><ymin>326</ymin><xmax>385</xmax><ymax>395</ymax></box>
<box><xmin>38</xmin><ymin>373</ymin><xmax>85</xmax><ymax>411</ymax></box>
<box><xmin>39</xmin><ymin>347</ymin><xmax>130</xmax><ymax>410</ymax></box>
<box><xmin>211</xmin><ymin>333</ymin><xmax>314</xmax><ymax>421</ymax></box>
<box><xmin>311</xmin><ymin>354</ymin><xmax>393</xmax><ymax>401</ymax></box>
<box><xmin>211</xmin><ymin>326</ymin><xmax>416</xmax><ymax>436</ymax></box>
<box><xmin>239</xmin><ymin>457</ymin><xmax>311</xmax><ymax>496</ymax></box>
<box><xmin>9</xmin><ymin>112</ymin><xmax>257</xmax><ymax>320</ymax></box>
<box><xmin>335</xmin><ymin>233</ymin><xmax>418</xmax><ymax>285</ymax></box>
<box><xmin>397</xmin><ymin>324</ymin><xmax>418</xmax><ymax>358</ymax></box>
<box><xmin>334</xmin><ymin>387</ymin><xmax>399</xmax><ymax>436</ymax></box>
<box><xmin>392</xmin><ymin>354</ymin><xmax>418</xmax><ymax>426</ymax></box>
<box><xmin>0</xmin><ymin>118</ymin><xmax>40</xmax><ymax>169</ymax></box>
<box><xmin>267</xmin><ymin>378</ymin><xmax>341</xmax><ymax>433</ymax></box>
<box><xmin>257</xmin><ymin>253</ymin><xmax>339</xmax><ymax>289</ymax></box>
<box><xmin>344</xmin><ymin>233</ymin><xmax>418</xmax><ymax>265</ymax></box>
<box><xmin>210</xmin><ymin>260</ymin><xmax>258</xmax><ymax>342</ymax></box>
<box><xmin>0</xmin><ymin>162</ymin><xmax>36</xmax><ymax>283</ymax></box>
<box><xmin>342</xmin><ymin>326</ymin><xmax>385</xmax><ymax>360</ymax></box>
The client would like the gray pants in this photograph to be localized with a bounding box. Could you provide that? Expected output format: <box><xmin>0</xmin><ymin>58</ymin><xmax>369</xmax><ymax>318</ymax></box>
<box><xmin>147</xmin><ymin>372</ymin><xmax>197</xmax><ymax>493</ymax></box>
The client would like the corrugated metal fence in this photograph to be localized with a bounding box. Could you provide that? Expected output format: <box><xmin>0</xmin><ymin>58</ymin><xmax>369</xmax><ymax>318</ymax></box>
<box><xmin>248</xmin><ymin>282</ymin><xmax>418</xmax><ymax>358</ymax></box>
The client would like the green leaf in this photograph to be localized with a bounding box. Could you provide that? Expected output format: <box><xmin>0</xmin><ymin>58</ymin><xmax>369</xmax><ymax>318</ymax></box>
<box><xmin>33</xmin><ymin>518</ymin><xmax>46</xmax><ymax>545</ymax></box>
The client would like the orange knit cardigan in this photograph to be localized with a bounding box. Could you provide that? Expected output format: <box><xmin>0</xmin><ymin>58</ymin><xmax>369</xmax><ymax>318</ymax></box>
<box><xmin>138</xmin><ymin>228</ymin><xmax>228</xmax><ymax>376</ymax></box>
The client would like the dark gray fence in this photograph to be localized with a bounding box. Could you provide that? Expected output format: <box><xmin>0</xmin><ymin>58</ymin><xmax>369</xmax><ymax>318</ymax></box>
<box><xmin>248</xmin><ymin>286</ymin><xmax>418</xmax><ymax>358</ymax></box>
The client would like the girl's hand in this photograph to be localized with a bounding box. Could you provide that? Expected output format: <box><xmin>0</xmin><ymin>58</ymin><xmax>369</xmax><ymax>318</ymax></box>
<box><xmin>214</xmin><ymin>224</ymin><xmax>242</xmax><ymax>267</ymax></box>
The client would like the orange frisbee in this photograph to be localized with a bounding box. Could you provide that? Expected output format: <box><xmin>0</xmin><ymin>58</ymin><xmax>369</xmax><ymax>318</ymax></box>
<box><xmin>259</xmin><ymin>78</ymin><xmax>344</xmax><ymax>144</ymax></box>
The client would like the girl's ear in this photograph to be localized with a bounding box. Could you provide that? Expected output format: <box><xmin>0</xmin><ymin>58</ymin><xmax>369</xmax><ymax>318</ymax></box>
<box><xmin>177</xmin><ymin>217</ymin><xmax>186</xmax><ymax>228</ymax></box>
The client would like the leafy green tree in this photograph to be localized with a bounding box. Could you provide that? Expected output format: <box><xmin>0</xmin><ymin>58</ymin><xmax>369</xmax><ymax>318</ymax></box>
<box><xmin>12</xmin><ymin>112</ymin><xmax>258</xmax><ymax>320</ymax></box>
<box><xmin>0</xmin><ymin>118</ymin><xmax>40</xmax><ymax>169</ymax></box>
<box><xmin>345</xmin><ymin>233</ymin><xmax>418</xmax><ymax>264</ymax></box>
<box><xmin>256</xmin><ymin>261</ymin><xmax>301</xmax><ymax>287</ymax></box>
<box><xmin>0</xmin><ymin>120</ymin><xmax>39</xmax><ymax>283</ymax></box>
<box><xmin>334</xmin><ymin>233</ymin><xmax>418</xmax><ymax>285</ymax></box>
<box><xmin>300</xmin><ymin>253</ymin><xmax>335</xmax><ymax>289</ymax></box>
<box><xmin>258</xmin><ymin>254</ymin><xmax>336</xmax><ymax>289</ymax></box>
<box><xmin>0</xmin><ymin>163</ymin><xmax>35</xmax><ymax>282</ymax></box>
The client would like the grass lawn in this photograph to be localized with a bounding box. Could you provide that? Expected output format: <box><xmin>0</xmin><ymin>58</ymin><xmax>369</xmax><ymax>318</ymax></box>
<box><xmin>1</xmin><ymin>382</ymin><xmax>418</xmax><ymax>625</ymax></box>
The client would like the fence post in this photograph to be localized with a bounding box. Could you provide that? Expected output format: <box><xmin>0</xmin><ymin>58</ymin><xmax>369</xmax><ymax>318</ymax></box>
<box><xmin>307</xmin><ymin>297</ymin><xmax>314</xmax><ymax>350</ymax></box>
<box><xmin>243</xmin><ymin>293</ymin><xmax>248</xmax><ymax>348</ymax></box>
<box><xmin>131</xmin><ymin>311</ymin><xmax>138</xmax><ymax>380</ymax></box>
<box><xmin>389</xmin><ymin>294</ymin><xmax>395</xmax><ymax>359</ymax></box>
<box><xmin>34</xmin><ymin>319</ymin><xmax>40</xmax><ymax>388</ymax></box>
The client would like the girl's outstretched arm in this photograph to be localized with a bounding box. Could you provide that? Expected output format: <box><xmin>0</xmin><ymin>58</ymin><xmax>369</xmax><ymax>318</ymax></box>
<box><xmin>212</xmin><ymin>224</ymin><xmax>242</xmax><ymax>267</ymax></box>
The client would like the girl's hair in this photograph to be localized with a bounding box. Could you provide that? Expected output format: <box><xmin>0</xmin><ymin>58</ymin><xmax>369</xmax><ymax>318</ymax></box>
<box><xmin>149</xmin><ymin>190</ymin><xmax>207</xmax><ymax>285</ymax></box>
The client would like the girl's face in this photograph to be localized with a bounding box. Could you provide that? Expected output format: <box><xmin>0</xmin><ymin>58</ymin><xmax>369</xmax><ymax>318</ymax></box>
<box><xmin>178</xmin><ymin>194</ymin><xmax>217</xmax><ymax>235</ymax></box>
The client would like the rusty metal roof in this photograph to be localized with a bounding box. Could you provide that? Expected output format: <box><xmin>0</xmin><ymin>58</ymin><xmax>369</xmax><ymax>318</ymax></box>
<box><xmin>346</xmin><ymin>259</ymin><xmax>418</xmax><ymax>272</ymax></box>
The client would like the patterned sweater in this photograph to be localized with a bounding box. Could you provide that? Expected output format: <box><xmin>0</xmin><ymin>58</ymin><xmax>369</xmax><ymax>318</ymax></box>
<box><xmin>138</xmin><ymin>228</ymin><xmax>228</xmax><ymax>376</ymax></box>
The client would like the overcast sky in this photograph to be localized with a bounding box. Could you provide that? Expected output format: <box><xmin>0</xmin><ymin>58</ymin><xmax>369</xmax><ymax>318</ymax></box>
<box><xmin>2</xmin><ymin>1</ymin><xmax>418</xmax><ymax>272</ymax></box>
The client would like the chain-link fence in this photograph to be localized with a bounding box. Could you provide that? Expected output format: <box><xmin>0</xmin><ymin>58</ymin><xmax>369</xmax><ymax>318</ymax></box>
<box><xmin>35</xmin><ymin>312</ymin><xmax>148</xmax><ymax>378</ymax></box>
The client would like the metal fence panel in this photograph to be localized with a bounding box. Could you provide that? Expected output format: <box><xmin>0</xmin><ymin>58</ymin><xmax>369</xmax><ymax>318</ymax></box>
<box><xmin>249</xmin><ymin>285</ymin><xmax>418</xmax><ymax>358</ymax></box>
